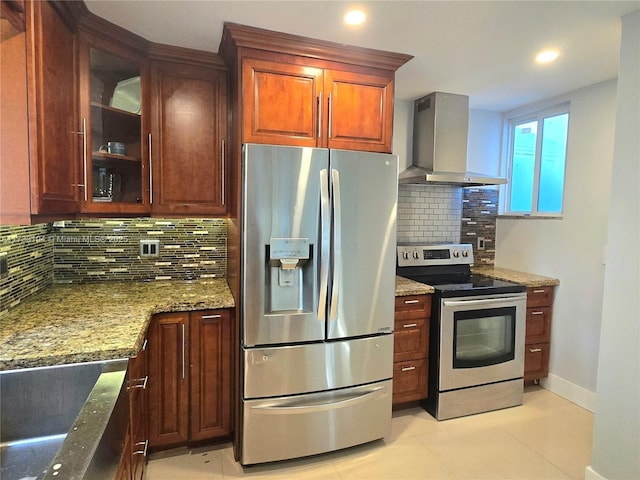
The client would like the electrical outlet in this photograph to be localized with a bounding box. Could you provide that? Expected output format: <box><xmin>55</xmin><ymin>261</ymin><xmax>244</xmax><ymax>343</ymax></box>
<box><xmin>477</xmin><ymin>237</ymin><xmax>486</xmax><ymax>251</ymax></box>
<box><xmin>0</xmin><ymin>253</ymin><xmax>8</xmax><ymax>278</ymax></box>
<box><xmin>140</xmin><ymin>239</ymin><xmax>160</xmax><ymax>257</ymax></box>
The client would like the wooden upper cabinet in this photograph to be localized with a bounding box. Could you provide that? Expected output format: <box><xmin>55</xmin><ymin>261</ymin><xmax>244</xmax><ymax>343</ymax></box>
<box><xmin>324</xmin><ymin>69</ymin><xmax>393</xmax><ymax>152</ymax></box>
<box><xmin>1</xmin><ymin>0</ymin><xmax>26</xmax><ymax>32</ymax></box>
<box><xmin>243</xmin><ymin>58</ymin><xmax>322</xmax><ymax>147</ymax></box>
<box><xmin>241</xmin><ymin>59</ymin><xmax>394</xmax><ymax>151</ymax></box>
<box><xmin>219</xmin><ymin>22</ymin><xmax>412</xmax><ymax>154</ymax></box>
<box><xmin>25</xmin><ymin>0</ymin><xmax>80</xmax><ymax>216</ymax></box>
<box><xmin>150</xmin><ymin>55</ymin><xmax>228</xmax><ymax>215</ymax></box>
<box><xmin>78</xmin><ymin>29</ymin><xmax>150</xmax><ymax>215</ymax></box>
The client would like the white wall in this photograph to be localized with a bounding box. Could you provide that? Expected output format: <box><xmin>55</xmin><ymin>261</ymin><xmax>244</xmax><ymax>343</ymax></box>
<box><xmin>467</xmin><ymin>110</ymin><xmax>503</xmax><ymax>176</ymax></box>
<box><xmin>495</xmin><ymin>79</ymin><xmax>618</xmax><ymax>406</ymax></box>
<box><xmin>393</xmin><ymin>99</ymin><xmax>413</xmax><ymax>171</ymax></box>
<box><xmin>588</xmin><ymin>9</ymin><xmax>640</xmax><ymax>480</ymax></box>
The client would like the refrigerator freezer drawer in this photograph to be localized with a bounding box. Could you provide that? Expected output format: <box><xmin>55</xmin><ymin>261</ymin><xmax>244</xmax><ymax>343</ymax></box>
<box><xmin>244</xmin><ymin>334</ymin><xmax>393</xmax><ymax>399</ymax></box>
<box><xmin>241</xmin><ymin>379</ymin><xmax>392</xmax><ymax>465</ymax></box>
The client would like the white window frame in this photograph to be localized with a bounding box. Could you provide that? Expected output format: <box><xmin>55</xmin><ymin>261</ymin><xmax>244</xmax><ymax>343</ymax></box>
<box><xmin>501</xmin><ymin>102</ymin><xmax>570</xmax><ymax>217</ymax></box>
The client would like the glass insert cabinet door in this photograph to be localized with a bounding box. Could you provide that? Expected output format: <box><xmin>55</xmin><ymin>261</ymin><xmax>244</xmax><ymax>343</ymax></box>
<box><xmin>453</xmin><ymin>307</ymin><xmax>517</xmax><ymax>368</ymax></box>
<box><xmin>83</xmin><ymin>46</ymin><xmax>146</xmax><ymax>209</ymax></box>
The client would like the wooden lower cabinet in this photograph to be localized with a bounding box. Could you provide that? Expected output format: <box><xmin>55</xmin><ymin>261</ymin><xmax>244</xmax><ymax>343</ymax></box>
<box><xmin>129</xmin><ymin>337</ymin><xmax>149</xmax><ymax>480</ymax></box>
<box><xmin>524</xmin><ymin>286</ymin><xmax>554</xmax><ymax>382</ymax></box>
<box><xmin>524</xmin><ymin>343</ymin><xmax>550</xmax><ymax>380</ymax></box>
<box><xmin>392</xmin><ymin>294</ymin><xmax>431</xmax><ymax>405</ymax></box>
<box><xmin>189</xmin><ymin>310</ymin><xmax>232</xmax><ymax>441</ymax></box>
<box><xmin>115</xmin><ymin>337</ymin><xmax>148</xmax><ymax>480</ymax></box>
<box><xmin>392</xmin><ymin>358</ymin><xmax>428</xmax><ymax>404</ymax></box>
<box><xmin>147</xmin><ymin>309</ymin><xmax>232</xmax><ymax>450</ymax></box>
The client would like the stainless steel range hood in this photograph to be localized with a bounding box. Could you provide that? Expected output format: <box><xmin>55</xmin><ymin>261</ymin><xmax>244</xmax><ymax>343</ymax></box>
<box><xmin>399</xmin><ymin>92</ymin><xmax>507</xmax><ymax>186</ymax></box>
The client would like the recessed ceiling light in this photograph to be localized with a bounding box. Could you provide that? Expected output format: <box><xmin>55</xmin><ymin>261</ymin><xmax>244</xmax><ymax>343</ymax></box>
<box><xmin>344</xmin><ymin>9</ymin><xmax>366</xmax><ymax>26</ymax></box>
<box><xmin>535</xmin><ymin>49</ymin><xmax>560</xmax><ymax>64</ymax></box>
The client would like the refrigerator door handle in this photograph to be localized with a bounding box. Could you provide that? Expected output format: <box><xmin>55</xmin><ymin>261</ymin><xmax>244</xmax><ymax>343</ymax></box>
<box><xmin>318</xmin><ymin>169</ymin><xmax>330</xmax><ymax>321</ymax></box>
<box><xmin>329</xmin><ymin>168</ymin><xmax>342</xmax><ymax>321</ymax></box>
<box><xmin>250</xmin><ymin>385</ymin><xmax>387</xmax><ymax>415</ymax></box>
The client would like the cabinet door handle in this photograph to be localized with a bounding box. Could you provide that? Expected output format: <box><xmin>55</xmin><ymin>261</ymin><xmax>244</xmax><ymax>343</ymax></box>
<box><xmin>181</xmin><ymin>323</ymin><xmax>185</xmax><ymax>380</ymax></box>
<box><xmin>529</xmin><ymin>347</ymin><xmax>542</xmax><ymax>353</ymax></box>
<box><xmin>221</xmin><ymin>140</ymin><xmax>225</xmax><ymax>206</ymax></box>
<box><xmin>141</xmin><ymin>338</ymin><xmax>148</xmax><ymax>351</ymax></box>
<box><xmin>129</xmin><ymin>375</ymin><xmax>148</xmax><ymax>390</ymax></box>
<box><xmin>72</xmin><ymin>118</ymin><xmax>88</xmax><ymax>201</ymax></box>
<box><xmin>148</xmin><ymin>133</ymin><xmax>153</xmax><ymax>205</ymax></box>
<box><xmin>531</xmin><ymin>311</ymin><xmax>544</xmax><ymax>315</ymax></box>
<box><xmin>327</xmin><ymin>92</ymin><xmax>332</xmax><ymax>139</ymax></box>
<box><xmin>401</xmin><ymin>365</ymin><xmax>416</xmax><ymax>372</ymax></box>
<box><xmin>201</xmin><ymin>314</ymin><xmax>222</xmax><ymax>319</ymax></box>
<box><xmin>317</xmin><ymin>91</ymin><xmax>322</xmax><ymax>139</ymax></box>
<box><xmin>404</xmin><ymin>299</ymin><xmax>420</xmax><ymax>304</ymax></box>
<box><xmin>134</xmin><ymin>440</ymin><xmax>149</xmax><ymax>456</ymax></box>
<box><xmin>533</xmin><ymin>289</ymin><xmax>546</xmax><ymax>294</ymax></box>
<box><xmin>402</xmin><ymin>323</ymin><xmax>418</xmax><ymax>328</ymax></box>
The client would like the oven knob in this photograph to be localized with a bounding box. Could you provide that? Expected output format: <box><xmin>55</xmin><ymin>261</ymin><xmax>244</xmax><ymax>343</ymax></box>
<box><xmin>402</xmin><ymin>251</ymin><xmax>409</xmax><ymax>260</ymax></box>
<box><xmin>453</xmin><ymin>250</ymin><xmax>460</xmax><ymax>258</ymax></box>
<box><xmin>462</xmin><ymin>250</ymin><xmax>469</xmax><ymax>257</ymax></box>
<box><xmin>412</xmin><ymin>251</ymin><xmax>419</xmax><ymax>259</ymax></box>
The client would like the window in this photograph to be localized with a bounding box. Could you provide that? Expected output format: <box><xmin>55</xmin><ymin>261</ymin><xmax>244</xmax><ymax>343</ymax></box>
<box><xmin>504</xmin><ymin>104</ymin><xmax>569</xmax><ymax>216</ymax></box>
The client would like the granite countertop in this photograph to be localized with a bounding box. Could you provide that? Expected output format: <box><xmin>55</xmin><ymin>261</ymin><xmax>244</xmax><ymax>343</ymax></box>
<box><xmin>472</xmin><ymin>266</ymin><xmax>560</xmax><ymax>287</ymax></box>
<box><xmin>0</xmin><ymin>279</ymin><xmax>235</xmax><ymax>371</ymax></box>
<box><xmin>395</xmin><ymin>275</ymin><xmax>434</xmax><ymax>296</ymax></box>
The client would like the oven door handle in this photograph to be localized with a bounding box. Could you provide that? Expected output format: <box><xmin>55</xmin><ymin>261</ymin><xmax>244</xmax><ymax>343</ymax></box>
<box><xmin>443</xmin><ymin>296</ymin><xmax>525</xmax><ymax>308</ymax></box>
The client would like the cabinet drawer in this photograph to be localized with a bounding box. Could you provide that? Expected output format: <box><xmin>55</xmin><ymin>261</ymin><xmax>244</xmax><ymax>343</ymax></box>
<box><xmin>392</xmin><ymin>358</ymin><xmax>428</xmax><ymax>404</ymax></box>
<box><xmin>526</xmin><ymin>286</ymin><xmax>554</xmax><ymax>308</ymax></box>
<box><xmin>525</xmin><ymin>306</ymin><xmax>552</xmax><ymax>344</ymax></box>
<box><xmin>395</xmin><ymin>295</ymin><xmax>431</xmax><ymax>320</ymax></box>
<box><xmin>524</xmin><ymin>343</ymin><xmax>550</xmax><ymax>381</ymax></box>
<box><xmin>393</xmin><ymin>318</ymin><xmax>429</xmax><ymax>363</ymax></box>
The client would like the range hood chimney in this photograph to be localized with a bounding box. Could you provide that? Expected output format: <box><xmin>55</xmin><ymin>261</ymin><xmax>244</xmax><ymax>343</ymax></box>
<box><xmin>399</xmin><ymin>92</ymin><xmax>507</xmax><ymax>186</ymax></box>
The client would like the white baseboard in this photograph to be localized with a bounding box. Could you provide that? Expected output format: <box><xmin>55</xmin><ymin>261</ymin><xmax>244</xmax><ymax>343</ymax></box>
<box><xmin>585</xmin><ymin>465</ymin><xmax>607</xmax><ymax>480</ymax></box>
<box><xmin>540</xmin><ymin>373</ymin><xmax>597</xmax><ymax>412</ymax></box>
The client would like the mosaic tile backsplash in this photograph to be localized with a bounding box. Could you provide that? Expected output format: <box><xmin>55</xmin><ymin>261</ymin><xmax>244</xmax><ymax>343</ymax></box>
<box><xmin>461</xmin><ymin>188</ymin><xmax>498</xmax><ymax>265</ymax></box>
<box><xmin>52</xmin><ymin>218</ymin><xmax>227</xmax><ymax>283</ymax></box>
<box><xmin>0</xmin><ymin>224</ymin><xmax>54</xmax><ymax>316</ymax></box>
<box><xmin>397</xmin><ymin>184</ymin><xmax>463</xmax><ymax>244</ymax></box>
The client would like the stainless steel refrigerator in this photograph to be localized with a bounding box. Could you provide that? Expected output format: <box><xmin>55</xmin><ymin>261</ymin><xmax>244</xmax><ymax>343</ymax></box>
<box><xmin>240</xmin><ymin>144</ymin><xmax>398</xmax><ymax>465</ymax></box>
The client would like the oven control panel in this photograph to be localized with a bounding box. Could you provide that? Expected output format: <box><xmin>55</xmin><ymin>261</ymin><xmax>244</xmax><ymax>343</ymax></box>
<box><xmin>397</xmin><ymin>244</ymin><xmax>474</xmax><ymax>267</ymax></box>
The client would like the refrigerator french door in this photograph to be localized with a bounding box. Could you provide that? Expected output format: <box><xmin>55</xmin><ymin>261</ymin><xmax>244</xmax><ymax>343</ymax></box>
<box><xmin>241</xmin><ymin>144</ymin><xmax>398</xmax><ymax>465</ymax></box>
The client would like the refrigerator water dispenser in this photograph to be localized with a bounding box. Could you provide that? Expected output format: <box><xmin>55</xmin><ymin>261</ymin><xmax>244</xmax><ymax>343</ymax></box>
<box><xmin>266</xmin><ymin>238</ymin><xmax>312</xmax><ymax>313</ymax></box>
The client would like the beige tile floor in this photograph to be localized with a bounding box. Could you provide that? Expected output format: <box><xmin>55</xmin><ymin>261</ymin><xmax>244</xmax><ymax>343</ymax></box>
<box><xmin>146</xmin><ymin>386</ymin><xmax>593</xmax><ymax>480</ymax></box>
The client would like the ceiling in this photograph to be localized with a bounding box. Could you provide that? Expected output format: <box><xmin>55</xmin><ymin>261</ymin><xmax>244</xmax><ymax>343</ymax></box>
<box><xmin>84</xmin><ymin>1</ymin><xmax>639</xmax><ymax>111</ymax></box>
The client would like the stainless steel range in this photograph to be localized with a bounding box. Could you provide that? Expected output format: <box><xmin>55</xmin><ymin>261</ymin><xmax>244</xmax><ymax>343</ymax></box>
<box><xmin>397</xmin><ymin>244</ymin><xmax>527</xmax><ymax>420</ymax></box>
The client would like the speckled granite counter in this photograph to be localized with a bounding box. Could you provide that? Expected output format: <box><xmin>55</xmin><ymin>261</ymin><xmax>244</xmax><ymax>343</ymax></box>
<box><xmin>395</xmin><ymin>275</ymin><xmax>434</xmax><ymax>296</ymax></box>
<box><xmin>473</xmin><ymin>266</ymin><xmax>560</xmax><ymax>287</ymax></box>
<box><xmin>0</xmin><ymin>279</ymin><xmax>235</xmax><ymax>371</ymax></box>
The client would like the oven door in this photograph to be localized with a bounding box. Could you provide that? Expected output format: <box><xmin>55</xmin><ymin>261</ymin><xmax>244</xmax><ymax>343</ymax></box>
<box><xmin>439</xmin><ymin>293</ymin><xmax>526</xmax><ymax>391</ymax></box>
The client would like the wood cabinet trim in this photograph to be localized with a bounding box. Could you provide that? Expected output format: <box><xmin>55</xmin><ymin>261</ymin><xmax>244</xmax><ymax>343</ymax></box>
<box><xmin>219</xmin><ymin>22</ymin><xmax>413</xmax><ymax>72</ymax></box>
<box><xmin>78</xmin><ymin>11</ymin><xmax>148</xmax><ymax>54</ymax></box>
<box><xmin>148</xmin><ymin>42</ymin><xmax>227</xmax><ymax>69</ymax></box>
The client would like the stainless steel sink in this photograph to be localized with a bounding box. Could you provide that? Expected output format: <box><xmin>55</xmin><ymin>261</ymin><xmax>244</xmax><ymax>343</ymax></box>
<box><xmin>0</xmin><ymin>359</ymin><xmax>129</xmax><ymax>480</ymax></box>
